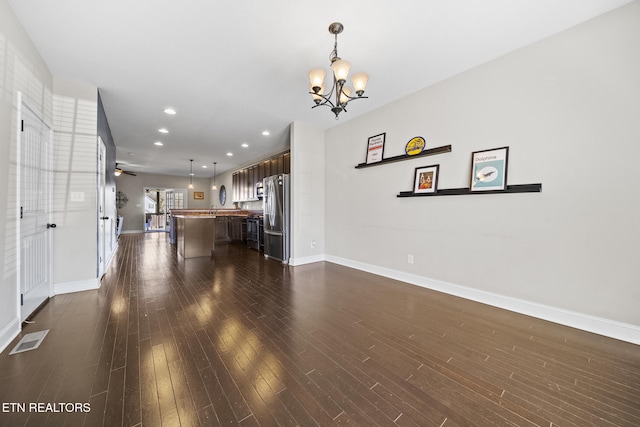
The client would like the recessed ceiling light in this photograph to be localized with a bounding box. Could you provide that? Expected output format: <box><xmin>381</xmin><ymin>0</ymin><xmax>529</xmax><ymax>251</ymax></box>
<box><xmin>202</xmin><ymin>165</ymin><xmax>207</xmax><ymax>168</ymax></box>
<box><xmin>262</xmin><ymin>130</ymin><xmax>270</xmax><ymax>136</ymax></box>
<box><xmin>241</xmin><ymin>143</ymin><xmax>249</xmax><ymax>148</ymax></box>
<box><xmin>154</xmin><ymin>141</ymin><xmax>163</xmax><ymax>146</ymax></box>
<box><xmin>158</xmin><ymin>128</ymin><xmax>169</xmax><ymax>133</ymax></box>
<box><xmin>164</xmin><ymin>108</ymin><xmax>176</xmax><ymax>115</ymax></box>
<box><xmin>227</xmin><ymin>152</ymin><xmax>233</xmax><ymax>156</ymax></box>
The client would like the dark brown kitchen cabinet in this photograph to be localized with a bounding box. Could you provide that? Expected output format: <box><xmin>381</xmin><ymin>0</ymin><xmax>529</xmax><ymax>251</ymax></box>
<box><xmin>232</xmin><ymin>172</ymin><xmax>239</xmax><ymax>202</ymax></box>
<box><xmin>263</xmin><ymin>159</ymin><xmax>271</xmax><ymax>179</ymax></box>
<box><xmin>232</xmin><ymin>150</ymin><xmax>290</xmax><ymax>202</ymax></box>
<box><xmin>215</xmin><ymin>217</ymin><xmax>230</xmax><ymax>242</ymax></box>
<box><xmin>283</xmin><ymin>152</ymin><xmax>290</xmax><ymax>174</ymax></box>
<box><xmin>272</xmin><ymin>156</ymin><xmax>283</xmax><ymax>175</ymax></box>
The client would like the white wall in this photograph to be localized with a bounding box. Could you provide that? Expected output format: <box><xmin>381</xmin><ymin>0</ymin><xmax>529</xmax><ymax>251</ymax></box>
<box><xmin>210</xmin><ymin>170</ymin><xmax>236</xmax><ymax>209</ymax></box>
<box><xmin>52</xmin><ymin>78</ymin><xmax>99</xmax><ymax>287</ymax></box>
<box><xmin>290</xmin><ymin>122</ymin><xmax>325</xmax><ymax>265</ymax></box>
<box><xmin>0</xmin><ymin>0</ymin><xmax>53</xmax><ymax>351</ymax></box>
<box><xmin>323</xmin><ymin>2</ymin><xmax>640</xmax><ymax>342</ymax></box>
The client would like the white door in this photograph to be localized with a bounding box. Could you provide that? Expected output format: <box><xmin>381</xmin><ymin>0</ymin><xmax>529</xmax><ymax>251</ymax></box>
<box><xmin>98</xmin><ymin>138</ymin><xmax>107</xmax><ymax>277</ymax></box>
<box><xmin>19</xmin><ymin>98</ymin><xmax>53</xmax><ymax>321</ymax></box>
<box><xmin>165</xmin><ymin>188</ymin><xmax>187</xmax><ymax>226</ymax></box>
<box><xmin>165</xmin><ymin>189</ymin><xmax>174</xmax><ymax>232</ymax></box>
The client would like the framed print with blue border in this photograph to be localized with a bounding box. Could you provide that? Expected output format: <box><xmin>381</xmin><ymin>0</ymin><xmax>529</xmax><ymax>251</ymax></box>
<box><xmin>470</xmin><ymin>146</ymin><xmax>509</xmax><ymax>192</ymax></box>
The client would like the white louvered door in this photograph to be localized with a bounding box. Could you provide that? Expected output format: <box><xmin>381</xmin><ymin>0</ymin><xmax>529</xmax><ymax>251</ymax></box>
<box><xmin>20</xmin><ymin>99</ymin><xmax>53</xmax><ymax>321</ymax></box>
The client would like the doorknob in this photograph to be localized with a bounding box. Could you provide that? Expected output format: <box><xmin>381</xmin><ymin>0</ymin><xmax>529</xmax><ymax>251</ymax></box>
<box><xmin>47</xmin><ymin>223</ymin><xmax>57</xmax><ymax>229</ymax></box>
<box><xmin>101</xmin><ymin>216</ymin><xmax>109</xmax><ymax>220</ymax></box>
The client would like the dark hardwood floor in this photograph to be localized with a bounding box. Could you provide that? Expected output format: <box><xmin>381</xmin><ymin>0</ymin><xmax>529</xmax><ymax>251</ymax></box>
<box><xmin>1</xmin><ymin>233</ymin><xmax>639</xmax><ymax>426</ymax></box>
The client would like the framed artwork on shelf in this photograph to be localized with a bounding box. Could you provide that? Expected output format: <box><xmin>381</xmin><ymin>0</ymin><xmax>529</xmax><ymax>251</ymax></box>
<box><xmin>366</xmin><ymin>133</ymin><xmax>386</xmax><ymax>164</ymax></box>
<box><xmin>470</xmin><ymin>146</ymin><xmax>509</xmax><ymax>192</ymax></box>
<box><xmin>193</xmin><ymin>191</ymin><xmax>205</xmax><ymax>200</ymax></box>
<box><xmin>413</xmin><ymin>164</ymin><xmax>440</xmax><ymax>194</ymax></box>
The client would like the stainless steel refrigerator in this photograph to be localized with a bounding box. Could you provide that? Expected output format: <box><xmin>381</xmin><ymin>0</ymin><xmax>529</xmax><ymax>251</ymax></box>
<box><xmin>263</xmin><ymin>174</ymin><xmax>290</xmax><ymax>263</ymax></box>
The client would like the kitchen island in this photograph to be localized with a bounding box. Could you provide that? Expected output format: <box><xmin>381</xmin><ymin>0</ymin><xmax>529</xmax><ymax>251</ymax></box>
<box><xmin>170</xmin><ymin>209</ymin><xmax>262</xmax><ymax>257</ymax></box>
<box><xmin>173</xmin><ymin>214</ymin><xmax>216</xmax><ymax>258</ymax></box>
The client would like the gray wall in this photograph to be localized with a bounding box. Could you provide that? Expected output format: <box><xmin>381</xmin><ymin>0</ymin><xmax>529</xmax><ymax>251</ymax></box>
<box><xmin>322</xmin><ymin>3</ymin><xmax>640</xmax><ymax>339</ymax></box>
<box><xmin>116</xmin><ymin>173</ymin><xmax>211</xmax><ymax>233</ymax></box>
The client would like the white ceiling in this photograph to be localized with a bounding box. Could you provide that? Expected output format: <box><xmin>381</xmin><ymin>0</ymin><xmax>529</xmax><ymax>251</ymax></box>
<box><xmin>8</xmin><ymin>0</ymin><xmax>633</xmax><ymax>178</ymax></box>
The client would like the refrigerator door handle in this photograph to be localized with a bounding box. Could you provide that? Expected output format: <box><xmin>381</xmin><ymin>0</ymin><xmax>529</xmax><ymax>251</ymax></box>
<box><xmin>264</xmin><ymin>230</ymin><xmax>283</xmax><ymax>237</ymax></box>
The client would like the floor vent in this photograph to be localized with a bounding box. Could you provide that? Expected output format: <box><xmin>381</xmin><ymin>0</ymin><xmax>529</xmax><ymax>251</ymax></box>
<box><xmin>9</xmin><ymin>330</ymin><xmax>49</xmax><ymax>355</ymax></box>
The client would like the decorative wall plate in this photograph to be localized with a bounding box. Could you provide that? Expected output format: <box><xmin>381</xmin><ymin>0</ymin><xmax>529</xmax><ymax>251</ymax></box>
<box><xmin>116</xmin><ymin>191</ymin><xmax>128</xmax><ymax>209</ymax></box>
<box><xmin>219</xmin><ymin>185</ymin><xmax>226</xmax><ymax>205</ymax></box>
<box><xmin>405</xmin><ymin>136</ymin><xmax>426</xmax><ymax>156</ymax></box>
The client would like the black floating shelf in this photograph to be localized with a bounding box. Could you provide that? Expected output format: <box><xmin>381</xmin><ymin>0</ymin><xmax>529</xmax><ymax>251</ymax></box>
<box><xmin>397</xmin><ymin>183</ymin><xmax>542</xmax><ymax>197</ymax></box>
<box><xmin>355</xmin><ymin>144</ymin><xmax>452</xmax><ymax>169</ymax></box>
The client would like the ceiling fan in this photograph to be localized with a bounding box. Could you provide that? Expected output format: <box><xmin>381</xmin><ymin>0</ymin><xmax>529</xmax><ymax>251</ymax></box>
<box><xmin>115</xmin><ymin>163</ymin><xmax>136</xmax><ymax>176</ymax></box>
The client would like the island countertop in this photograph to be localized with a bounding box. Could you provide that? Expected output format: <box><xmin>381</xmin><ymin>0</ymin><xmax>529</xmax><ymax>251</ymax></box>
<box><xmin>170</xmin><ymin>209</ymin><xmax>248</xmax><ymax>216</ymax></box>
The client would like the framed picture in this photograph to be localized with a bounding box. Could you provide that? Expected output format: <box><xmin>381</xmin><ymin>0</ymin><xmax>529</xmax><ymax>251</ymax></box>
<box><xmin>413</xmin><ymin>164</ymin><xmax>439</xmax><ymax>194</ymax></box>
<box><xmin>193</xmin><ymin>191</ymin><xmax>204</xmax><ymax>200</ymax></box>
<box><xmin>470</xmin><ymin>146</ymin><xmax>509</xmax><ymax>191</ymax></box>
<box><xmin>366</xmin><ymin>133</ymin><xmax>386</xmax><ymax>164</ymax></box>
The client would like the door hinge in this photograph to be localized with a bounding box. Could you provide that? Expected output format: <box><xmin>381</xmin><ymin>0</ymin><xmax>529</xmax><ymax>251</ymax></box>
<box><xmin>20</xmin><ymin>206</ymin><xmax>23</xmax><ymax>219</ymax></box>
<box><xmin>20</xmin><ymin>294</ymin><xmax>23</xmax><ymax>306</ymax></box>
<box><xmin>21</xmin><ymin>120</ymin><xmax>24</xmax><ymax>132</ymax></box>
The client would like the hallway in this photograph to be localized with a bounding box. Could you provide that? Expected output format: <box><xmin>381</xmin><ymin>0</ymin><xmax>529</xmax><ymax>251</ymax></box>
<box><xmin>1</xmin><ymin>233</ymin><xmax>639</xmax><ymax>426</ymax></box>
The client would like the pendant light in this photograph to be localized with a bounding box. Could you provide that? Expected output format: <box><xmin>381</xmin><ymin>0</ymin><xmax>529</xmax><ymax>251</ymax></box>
<box><xmin>188</xmin><ymin>159</ymin><xmax>194</xmax><ymax>189</ymax></box>
<box><xmin>211</xmin><ymin>162</ymin><xmax>217</xmax><ymax>190</ymax></box>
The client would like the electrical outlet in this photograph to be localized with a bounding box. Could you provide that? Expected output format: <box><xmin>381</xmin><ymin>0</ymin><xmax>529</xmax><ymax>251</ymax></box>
<box><xmin>311</xmin><ymin>240</ymin><xmax>316</xmax><ymax>248</ymax></box>
<box><xmin>408</xmin><ymin>254</ymin><xmax>414</xmax><ymax>264</ymax></box>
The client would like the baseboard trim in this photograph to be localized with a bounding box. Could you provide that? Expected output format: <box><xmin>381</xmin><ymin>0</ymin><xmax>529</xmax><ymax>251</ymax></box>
<box><xmin>121</xmin><ymin>230</ymin><xmax>144</xmax><ymax>235</ymax></box>
<box><xmin>290</xmin><ymin>254</ymin><xmax>326</xmax><ymax>266</ymax></box>
<box><xmin>0</xmin><ymin>316</ymin><xmax>20</xmax><ymax>355</ymax></box>
<box><xmin>54</xmin><ymin>277</ymin><xmax>101</xmax><ymax>295</ymax></box>
<box><xmin>325</xmin><ymin>255</ymin><xmax>640</xmax><ymax>345</ymax></box>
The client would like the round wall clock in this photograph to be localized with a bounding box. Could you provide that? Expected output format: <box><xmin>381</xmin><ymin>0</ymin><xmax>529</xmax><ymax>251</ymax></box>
<box><xmin>219</xmin><ymin>185</ymin><xmax>226</xmax><ymax>205</ymax></box>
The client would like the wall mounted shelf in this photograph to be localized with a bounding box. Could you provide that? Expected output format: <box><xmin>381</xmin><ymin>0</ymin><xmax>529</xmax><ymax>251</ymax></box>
<box><xmin>355</xmin><ymin>145</ymin><xmax>452</xmax><ymax>169</ymax></box>
<box><xmin>397</xmin><ymin>183</ymin><xmax>542</xmax><ymax>197</ymax></box>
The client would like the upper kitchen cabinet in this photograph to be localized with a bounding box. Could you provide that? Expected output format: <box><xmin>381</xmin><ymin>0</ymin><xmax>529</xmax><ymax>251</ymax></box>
<box><xmin>232</xmin><ymin>150</ymin><xmax>290</xmax><ymax>203</ymax></box>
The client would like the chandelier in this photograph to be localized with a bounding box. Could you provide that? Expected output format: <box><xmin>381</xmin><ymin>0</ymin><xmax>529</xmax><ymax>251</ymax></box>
<box><xmin>308</xmin><ymin>22</ymin><xmax>368</xmax><ymax>119</ymax></box>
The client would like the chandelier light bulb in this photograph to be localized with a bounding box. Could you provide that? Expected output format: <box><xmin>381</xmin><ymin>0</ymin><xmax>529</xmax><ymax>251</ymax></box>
<box><xmin>331</xmin><ymin>59</ymin><xmax>351</xmax><ymax>83</ymax></box>
<box><xmin>308</xmin><ymin>68</ymin><xmax>326</xmax><ymax>92</ymax></box>
<box><xmin>339</xmin><ymin>86</ymin><xmax>352</xmax><ymax>105</ymax></box>
<box><xmin>351</xmin><ymin>72</ymin><xmax>369</xmax><ymax>96</ymax></box>
<box><xmin>311</xmin><ymin>84</ymin><xmax>325</xmax><ymax>104</ymax></box>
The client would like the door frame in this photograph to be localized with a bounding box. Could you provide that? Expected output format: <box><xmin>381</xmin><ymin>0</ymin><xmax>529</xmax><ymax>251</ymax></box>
<box><xmin>98</xmin><ymin>137</ymin><xmax>107</xmax><ymax>277</ymax></box>
<box><xmin>143</xmin><ymin>187</ymin><xmax>188</xmax><ymax>232</ymax></box>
